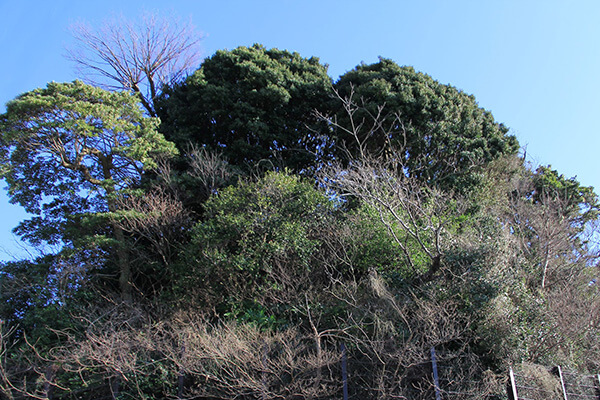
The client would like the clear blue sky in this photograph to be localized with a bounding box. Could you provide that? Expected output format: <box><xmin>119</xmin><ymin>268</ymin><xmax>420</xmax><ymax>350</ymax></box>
<box><xmin>1</xmin><ymin>0</ymin><xmax>599</xmax><ymax>261</ymax></box>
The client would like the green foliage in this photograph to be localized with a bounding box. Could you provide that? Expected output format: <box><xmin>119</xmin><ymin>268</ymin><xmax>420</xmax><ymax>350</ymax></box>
<box><xmin>341</xmin><ymin>204</ymin><xmax>429</xmax><ymax>279</ymax></box>
<box><xmin>0</xmin><ymin>257</ymin><xmax>62</xmax><ymax>341</ymax></box>
<box><xmin>180</xmin><ymin>171</ymin><xmax>333</xmax><ymax>318</ymax></box>
<box><xmin>333</xmin><ymin>59</ymin><xmax>519</xmax><ymax>191</ymax></box>
<box><xmin>2</xmin><ymin>43</ymin><xmax>600</xmax><ymax>398</ymax></box>
<box><xmin>531</xmin><ymin>165</ymin><xmax>599</xmax><ymax>226</ymax></box>
<box><xmin>0</xmin><ymin>81</ymin><xmax>177</xmax><ymax>246</ymax></box>
<box><xmin>158</xmin><ymin>44</ymin><xmax>332</xmax><ymax>173</ymax></box>
<box><xmin>0</xmin><ymin>253</ymin><xmax>93</xmax><ymax>349</ymax></box>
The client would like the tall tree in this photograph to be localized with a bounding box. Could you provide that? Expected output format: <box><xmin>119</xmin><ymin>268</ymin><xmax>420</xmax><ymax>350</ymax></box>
<box><xmin>0</xmin><ymin>81</ymin><xmax>177</xmax><ymax>302</ymax></box>
<box><xmin>332</xmin><ymin>59</ymin><xmax>519</xmax><ymax>191</ymax></box>
<box><xmin>508</xmin><ymin>165</ymin><xmax>599</xmax><ymax>289</ymax></box>
<box><xmin>67</xmin><ymin>12</ymin><xmax>202</xmax><ymax>116</ymax></box>
<box><xmin>157</xmin><ymin>44</ymin><xmax>332</xmax><ymax>173</ymax></box>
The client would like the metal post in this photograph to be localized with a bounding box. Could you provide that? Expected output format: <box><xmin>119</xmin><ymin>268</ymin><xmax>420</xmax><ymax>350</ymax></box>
<box><xmin>557</xmin><ymin>366</ymin><xmax>569</xmax><ymax>400</ymax></box>
<box><xmin>178</xmin><ymin>372</ymin><xmax>184</xmax><ymax>399</ymax></box>
<box><xmin>341</xmin><ymin>343</ymin><xmax>349</xmax><ymax>400</ymax></box>
<box><xmin>509</xmin><ymin>367</ymin><xmax>519</xmax><ymax>400</ymax></box>
<box><xmin>431</xmin><ymin>347</ymin><xmax>442</xmax><ymax>400</ymax></box>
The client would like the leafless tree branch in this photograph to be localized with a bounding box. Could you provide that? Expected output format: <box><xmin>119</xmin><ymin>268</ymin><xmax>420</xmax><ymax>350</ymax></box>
<box><xmin>67</xmin><ymin>12</ymin><xmax>202</xmax><ymax>116</ymax></box>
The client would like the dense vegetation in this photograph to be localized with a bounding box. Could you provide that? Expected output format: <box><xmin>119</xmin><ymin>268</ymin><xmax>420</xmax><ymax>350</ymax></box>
<box><xmin>1</xmin><ymin>23</ymin><xmax>599</xmax><ymax>399</ymax></box>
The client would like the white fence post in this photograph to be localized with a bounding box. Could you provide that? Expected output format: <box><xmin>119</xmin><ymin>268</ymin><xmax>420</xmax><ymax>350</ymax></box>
<box><xmin>509</xmin><ymin>367</ymin><xmax>519</xmax><ymax>400</ymax></box>
<box><xmin>557</xmin><ymin>366</ymin><xmax>568</xmax><ymax>400</ymax></box>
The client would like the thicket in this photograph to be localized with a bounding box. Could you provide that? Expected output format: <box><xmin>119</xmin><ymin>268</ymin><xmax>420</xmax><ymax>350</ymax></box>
<box><xmin>0</xmin><ymin>16</ymin><xmax>599</xmax><ymax>400</ymax></box>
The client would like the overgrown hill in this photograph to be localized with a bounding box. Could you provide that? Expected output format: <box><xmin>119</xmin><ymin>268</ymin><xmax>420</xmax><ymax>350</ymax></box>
<box><xmin>1</xmin><ymin>38</ymin><xmax>598</xmax><ymax>399</ymax></box>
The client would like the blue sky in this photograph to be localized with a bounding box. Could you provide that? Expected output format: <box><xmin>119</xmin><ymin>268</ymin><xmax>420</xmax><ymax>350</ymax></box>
<box><xmin>1</xmin><ymin>0</ymin><xmax>599</xmax><ymax>261</ymax></box>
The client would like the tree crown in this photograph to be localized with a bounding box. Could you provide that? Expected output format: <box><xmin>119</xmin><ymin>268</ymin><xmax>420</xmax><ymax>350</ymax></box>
<box><xmin>0</xmin><ymin>81</ymin><xmax>176</xmax><ymax>245</ymax></box>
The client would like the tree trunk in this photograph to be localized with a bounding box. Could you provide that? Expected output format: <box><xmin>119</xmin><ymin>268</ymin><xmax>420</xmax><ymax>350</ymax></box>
<box><xmin>541</xmin><ymin>245</ymin><xmax>550</xmax><ymax>290</ymax></box>
<box><xmin>114</xmin><ymin>223</ymin><xmax>132</xmax><ymax>304</ymax></box>
<box><xmin>103</xmin><ymin>159</ymin><xmax>133</xmax><ymax>304</ymax></box>
<box><xmin>43</xmin><ymin>365</ymin><xmax>59</xmax><ymax>400</ymax></box>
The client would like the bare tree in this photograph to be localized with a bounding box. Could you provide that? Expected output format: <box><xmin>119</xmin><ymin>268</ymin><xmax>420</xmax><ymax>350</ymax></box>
<box><xmin>67</xmin><ymin>12</ymin><xmax>202</xmax><ymax>116</ymax></box>
<box><xmin>312</xmin><ymin>270</ymin><xmax>502</xmax><ymax>399</ymax></box>
<box><xmin>115</xmin><ymin>187</ymin><xmax>191</xmax><ymax>270</ymax></box>
<box><xmin>314</xmin><ymin>84</ymin><xmax>406</xmax><ymax>163</ymax></box>
<box><xmin>0</xmin><ymin>321</ymin><xmax>63</xmax><ymax>400</ymax></box>
<box><xmin>322</xmin><ymin>158</ymin><xmax>461</xmax><ymax>277</ymax></box>
<box><xmin>508</xmin><ymin>173</ymin><xmax>588</xmax><ymax>290</ymax></box>
<box><xmin>316</xmin><ymin>88</ymin><xmax>467</xmax><ymax>280</ymax></box>
<box><xmin>47</xmin><ymin>304</ymin><xmax>342</xmax><ymax>400</ymax></box>
<box><xmin>186</xmin><ymin>145</ymin><xmax>237</xmax><ymax>198</ymax></box>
